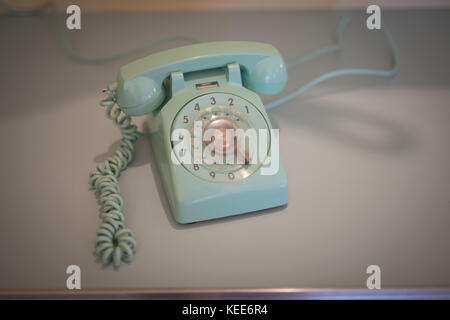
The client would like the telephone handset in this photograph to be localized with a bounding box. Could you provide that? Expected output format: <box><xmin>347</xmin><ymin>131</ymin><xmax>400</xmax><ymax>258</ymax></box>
<box><xmin>115</xmin><ymin>41</ymin><xmax>287</xmax><ymax>116</ymax></box>
<box><xmin>91</xmin><ymin>41</ymin><xmax>289</xmax><ymax>267</ymax></box>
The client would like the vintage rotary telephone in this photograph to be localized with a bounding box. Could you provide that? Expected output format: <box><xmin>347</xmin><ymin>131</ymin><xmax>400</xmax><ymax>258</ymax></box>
<box><xmin>118</xmin><ymin>41</ymin><xmax>288</xmax><ymax>221</ymax></box>
<box><xmin>89</xmin><ymin>13</ymin><xmax>398</xmax><ymax>267</ymax></box>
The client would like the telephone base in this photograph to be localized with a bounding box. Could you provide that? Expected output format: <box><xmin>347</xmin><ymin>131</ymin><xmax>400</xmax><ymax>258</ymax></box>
<box><xmin>155</xmin><ymin>148</ymin><xmax>288</xmax><ymax>224</ymax></box>
<box><xmin>148</xmin><ymin>111</ymin><xmax>288</xmax><ymax>224</ymax></box>
<box><xmin>171</xmin><ymin>164</ymin><xmax>288</xmax><ymax>224</ymax></box>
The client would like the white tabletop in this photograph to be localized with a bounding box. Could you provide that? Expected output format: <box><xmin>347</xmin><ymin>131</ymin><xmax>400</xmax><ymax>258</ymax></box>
<box><xmin>0</xmin><ymin>10</ymin><xmax>449</xmax><ymax>291</ymax></box>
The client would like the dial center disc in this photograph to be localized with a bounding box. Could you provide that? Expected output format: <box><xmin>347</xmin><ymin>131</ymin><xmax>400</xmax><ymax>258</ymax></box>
<box><xmin>204</xmin><ymin>117</ymin><xmax>236</xmax><ymax>156</ymax></box>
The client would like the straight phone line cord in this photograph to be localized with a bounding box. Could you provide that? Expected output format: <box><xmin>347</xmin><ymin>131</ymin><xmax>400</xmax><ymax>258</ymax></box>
<box><xmin>265</xmin><ymin>11</ymin><xmax>399</xmax><ymax>110</ymax></box>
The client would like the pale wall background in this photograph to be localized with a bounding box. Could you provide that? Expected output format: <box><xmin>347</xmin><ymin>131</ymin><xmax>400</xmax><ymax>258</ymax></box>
<box><xmin>1</xmin><ymin>0</ymin><xmax>450</xmax><ymax>13</ymax></box>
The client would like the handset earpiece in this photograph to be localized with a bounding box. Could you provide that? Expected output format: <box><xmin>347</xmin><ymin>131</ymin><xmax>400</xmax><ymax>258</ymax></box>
<box><xmin>242</xmin><ymin>56</ymin><xmax>288</xmax><ymax>95</ymax></box>
<box><xmin>116</xmin><ymin>76</ymin><xmax>166</xmax><ymax>116</ymax></box>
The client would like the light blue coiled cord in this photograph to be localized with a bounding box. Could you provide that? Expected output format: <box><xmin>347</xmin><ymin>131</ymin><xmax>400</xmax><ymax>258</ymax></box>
<box><xmin>88</xmin><ymin>83</ymin><xmax>139</xmax><ymax>268</ymax></box>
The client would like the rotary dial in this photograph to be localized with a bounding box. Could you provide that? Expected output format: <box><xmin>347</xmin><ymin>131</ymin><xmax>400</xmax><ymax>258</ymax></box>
<box><xmin>171</xmin><ymin>93</ymin><xmax>270</xmax><ymax>182</ymax></box>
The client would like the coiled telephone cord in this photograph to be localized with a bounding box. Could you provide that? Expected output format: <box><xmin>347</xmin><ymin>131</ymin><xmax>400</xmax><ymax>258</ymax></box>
<box><xmin>89</xmin><ymin>83</ymin><xmax>139</xmax><ymax>268</ymax></box>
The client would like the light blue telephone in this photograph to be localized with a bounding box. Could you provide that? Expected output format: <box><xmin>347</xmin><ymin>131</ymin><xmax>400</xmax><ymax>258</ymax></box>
<box><xmin>118</xmin><ymin>41</ymin><xmax>289</xmax><ymax>223</ymax></box>
<box><xmin>91</xmin><ymin>41</ymin><xmax>289</xmax><ymax>267</ymax></box>
<box><xmin>90</xmin><ymin>13</ymin><xmax>398</xmax><ymax>268</ymax></box>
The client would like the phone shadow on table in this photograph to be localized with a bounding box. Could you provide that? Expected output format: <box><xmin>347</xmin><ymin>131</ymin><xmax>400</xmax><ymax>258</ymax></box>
<box><xmin>267</xmin><ymin>85</ymin><xmax>416</xmax><ymax>156</ymax></box>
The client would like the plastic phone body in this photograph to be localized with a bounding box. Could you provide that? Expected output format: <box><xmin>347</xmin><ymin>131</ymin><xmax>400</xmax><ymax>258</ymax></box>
<box><xmin>116</xmin><ymin>41</ymin><xmax>288</xmax><ymax>223</ymax></box>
